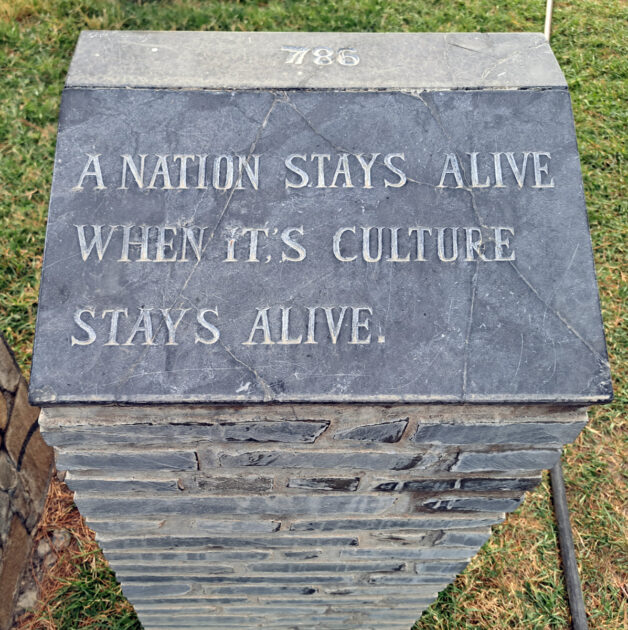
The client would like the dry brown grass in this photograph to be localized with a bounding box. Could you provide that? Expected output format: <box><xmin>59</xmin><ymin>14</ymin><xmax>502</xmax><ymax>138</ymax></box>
<box><xmin>15</xmin><ymin>474</ymin><xmax>136</xmax><ymax>629</ymax></box>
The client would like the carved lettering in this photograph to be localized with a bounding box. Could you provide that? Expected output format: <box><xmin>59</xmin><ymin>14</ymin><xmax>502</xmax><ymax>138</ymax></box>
<box><xmin>73</xmin><ymin>154</ymin><xmax>106</xmax><ymax>190</ymax></box>
<box><xmin>70</xmin><ymin>307</ymin><xmax>221</xmax><ymax>347</ymax></box>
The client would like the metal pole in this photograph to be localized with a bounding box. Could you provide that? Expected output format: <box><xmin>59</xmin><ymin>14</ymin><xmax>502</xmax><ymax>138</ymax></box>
<box><xmin>544</xmin><ymin>0</ymin><xmax>554</xmax><ymax>41</ymax></box>
<box><xmin>550</xmin><ymin>457</ymin><xmax>589</xmax><ymax>630</ymax></box>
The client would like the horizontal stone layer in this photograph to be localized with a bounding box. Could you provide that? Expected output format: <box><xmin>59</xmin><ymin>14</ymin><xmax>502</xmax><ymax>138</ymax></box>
<box><xmin>44</xmin><ymin>420</ymin><xmax>330</xmax><ymax>446</ymax></box>
<box><xmin>411</xmin><ymin>421</ymin><xmax>586</xmax><ymax>444</ymax></box>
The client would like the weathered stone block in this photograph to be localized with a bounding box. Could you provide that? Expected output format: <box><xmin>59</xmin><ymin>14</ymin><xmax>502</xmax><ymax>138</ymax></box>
<box><xmin>99</xmin><ymin>534</ymin><xmax>359</xmax><ymax>550</ymax></box>
<box><xmin>247</xmin><ymin>562</ymin><xmax>406</xmax><ymax>573</ymax></box>
<box><xmin>107</xmin><ymin>551</ymin><xmax>270</xmax><ymax>563</ymax></box>
<box><xmin>368</xmin><ymin>574</ymin><xmax>452</xmax><ymax>585</ymax></box>
<box><xmin>416</xmin><ymin>561</ymin><xmax>469</xmax><ymax>574</ymax></box>
<box><xmin>419</xmin><ymin>496</ymin><xmax>523</xmax><ymax>512</ymax></box>
<box><xmin>412</xmin><ymin>421</ymin><xmax>586</xmax><ymax>445</ymax></box>
<box><xmin>122</xmin><ymin>583</ymin><xmax>192</xmax><ymax>599</ymax></box>
<box><xmin>341</xmin><ymin>548</ymin><xmax>473</xmax><ymax>561</ymax></box>
<box><xmin>333</xmin><ymin>419</ymin><xmax>408</xmax><ymax>443</ymax></box>
<box><xmin>45</xmin><ymin>419</ymin><xmax>329</xmax><ymax>446</ymax></box>
<box><xmin>194</xmin><ymin>475</ymin><xmax>273</xmax><ymax>492</ymax></box>
<box><xmin>0</xmin><ymin>336</ymin><xmax>20</xmax><ymax>394</ymax></box>
<box><xmin>452</xmin><ymin>449</ymin><xmax>561</xmax><ymax>472</ymax></box>
<box><xmin>67</xmin><ymin>478</ymin><xmax>181</xmax><ymax>493</ymax></box>
<box><xmin>378</xmin><ymin>475</ymin><xmax>541</xmax><ymax>492</ymax></box>
<box><xmin>215</xmin><ymin>450</ymin><xmax>435</xmax><ymax>471</ymax></box>
<box><xmin>436</xmin><ymin>529</ymin><xmax>492</xmax><ymax>547</ymax></box>
<box><xmin>0</xmin><ymin>454</ymin><xmax>17</xmax><ymax>492</ymax></box>
<box><xmin>5</xmin><ymin>380</ymin><xmax>38</xmax><ymax>465</ymax></box>
<box><xmin>131</xmin><ymin>596</ymin><xmax>248</xmax><ymax>605</ymax></box>
<box><xmin>287</xmin><ymin>477</ymin><xmax>360</xmax><ymax>491</ymax></box>
<box><xmin>117</xmin><ymin>564</ymin><xmax>236</xmax><ymax>576</ymax></box>
<box><xmin>57</xmin><ymin>450</ymin><xmax>198</xmax><ymax>472</ymax></box>
<box><xmin>78</xmin><ymin>494</ymin><xmax>394</xmax><ymax>517</ymax></box>
<box><xmin>19</xmin><ymin>428</ymin><xmax>54</xmax><ymax>503</ymax></box>
<box><xmin>290</xmin><ymin>515</ymin><xmax>502</xmax><ymax>532</ymax></box>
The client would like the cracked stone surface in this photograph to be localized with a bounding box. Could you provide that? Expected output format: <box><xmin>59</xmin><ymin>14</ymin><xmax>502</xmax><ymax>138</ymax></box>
<box><xmin>31</xmin><ymin>86</ymin><xmax>611</xmax><ymax>404</ymax></box>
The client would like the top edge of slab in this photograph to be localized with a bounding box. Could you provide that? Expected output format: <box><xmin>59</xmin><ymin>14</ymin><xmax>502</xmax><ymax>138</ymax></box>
<box><xmin>66</xmin><ymin>31</ymin><xmax>567</xmax><ymax>90</ymax></box>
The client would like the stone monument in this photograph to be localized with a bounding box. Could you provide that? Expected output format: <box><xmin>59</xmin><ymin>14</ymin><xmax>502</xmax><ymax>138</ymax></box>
<box><xmin>30</xmin><ymin>32</ymin><xmax>611</xmax><ymax>629</ymax></box>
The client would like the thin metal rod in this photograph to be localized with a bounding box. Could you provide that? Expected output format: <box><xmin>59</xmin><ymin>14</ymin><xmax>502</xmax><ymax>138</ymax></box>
<box><xmin>550</xmin><ymin>457</ymin><xmax>589</xmax><ymax>630</ymax></box>
<box><xmin>544</xmin><ymin>0</ymin><xmax>554</xmax><ymax>41</ymax></box>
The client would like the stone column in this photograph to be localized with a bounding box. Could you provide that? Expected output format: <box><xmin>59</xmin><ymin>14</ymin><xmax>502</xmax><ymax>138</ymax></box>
<box><xmin>30</xmin><ymin>32</ymin><xmax>611</xmax><ymax>630</ymax></box>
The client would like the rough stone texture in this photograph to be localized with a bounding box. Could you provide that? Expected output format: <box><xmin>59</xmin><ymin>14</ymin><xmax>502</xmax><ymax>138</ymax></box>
<box><xmin>39</xmin><ymin>403</ymin><xmax>589</xmax><ymax>629</ymax></box>
<box><xmin>334</xmin><ymin>420</ymin><xmax>408</xmax><ymax>443</ymax></box>
<box><xmin>287</xmin><ymin>477</ymin><xmax>360</xmax><ymax>491</ymax></box>
<box><xmin>412</xmin><ymin>421</ymin><xmax>586</xmax><ymax>445</ymax></box>
<box><xmin>0</xmin><ymin>335</ymin><xmax>54</xmax><ymax>630</ymax></box>
<box><xmin>5</xmin><ymin>380</ymin><xmax>39</xmax><ymax>465</ymax></box>
<box><xmin>56</xmin><ymin>451</ymin><xmax>197</xmax><ymax>472</ymax></box>
<box><xmin>0</xmin><ymin>341</ymin><xmax>20</xmax><ymax>394</ymax></box>
<box><xmin>452</xmin><ymin>449</ymin><xmax>562</xmax><ymax>472</ymax></box>
<box><xmin>44</xmin><ymin>420</ymin><xmax>330</xmax><ymax>447</ymax></box>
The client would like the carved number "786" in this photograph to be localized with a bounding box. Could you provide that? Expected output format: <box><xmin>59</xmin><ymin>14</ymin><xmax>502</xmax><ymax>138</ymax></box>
<box><xmin>280</xmin><ymin>46</ymin><xmax>360</xmax><ymax>66</ymax></box>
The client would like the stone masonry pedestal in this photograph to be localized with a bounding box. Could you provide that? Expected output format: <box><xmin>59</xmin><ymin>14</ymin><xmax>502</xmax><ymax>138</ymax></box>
<box><xmin>30</xmin><ymin>31</ymin><xmax>611</xmax><ymax>630</ymax></box>
<box><xmin>40</xmin><ymin>403</ymin><xmax>587</xmax><ymax>629</ymax></box>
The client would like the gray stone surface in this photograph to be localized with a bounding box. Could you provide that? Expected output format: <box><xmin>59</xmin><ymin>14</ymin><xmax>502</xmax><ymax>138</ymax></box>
<box><xmin>436</xmin><ymin>529</ymin><xmax>492</xmax><ymax>547</ymax></box>
<box><xmin>107</xmin><ymin>551</ymin><xmax>270</xmax><ymax>563</ymax></box>
<box><xmin>194</xmin><ymin>475</ymin><xmax>273</xmax><ymax>493</ymax></box>
<box><xmin>89</xmin><ymin>519</ymin><xmax>281</xmax><ymax>535</ymax></box>
<box><xmin>415</xmin><ymin>562</ymin><xmax>468</xmax><ymax>574</ymax></box>
<box><xmin>118</xmin><ymin>574</ymin><xmax>350</xmax><ymax>585</ymax></box>
<box><xmin>44</xmin><ymin>420</ymin><xmax>329</xmax><ymax>445</ymax></box>
<box><xmin>66</xmin><ymin>32</ymin><xmax>566</xmax><ymax>90</ymax></box>
<box><xmin>452</xmin><ymin>449</ymin><xmax>561</xmax><ymax>472</ymax></box>
<box><xmin>376</xmin><ymin>476</ymin><xmax>540</xmax><ymax>492</ymax></box>
<box><xmin>215</xmin><ymin>450</ymin><xmax>434</xmax><ymax>470</ymax></box>
<box><xmin>339</xmin><ymin>548</ymin><xmax>473</xmax><ymax>560</ymax></box>
<box><xmin>67</xmin><ymin>479</ymin><xmax>180</xmax><ymax>493</ymax></box>
<box><xmin>419</xmin><ymin>496</ymin><xmax>522</xmax><ymax>512</ymax></box>
<box><xmin>368</xmin><ymin>574</ymin><xmax>452</xmax><ymax>585</ymax></box>
<box><xmin>412</xmin><ymin>421</ymin><xmax>586</xmax><ymax>444</ymax></box>
<box><xmin>290</xmin><ymin>516</ymin><xmax>501</xmax><ymax>532</ymax></box>
<box><xmin>99</xmin><ymin>535</ymin><xmax>359</xmax><ymax>550</ymax></box>
<box><xmin>287</xmin><ymin>477</ymin><xmax>360</xmax><ymax>491</ymax></box>
<box><xmin>77</xmin><ymin>494</ymin><xmax>395</xmax><ymax>517</ymax></box>
<box><xmin>31</xmin><ymin>75</ymin><xmax>611</xmax><ymax>405</ymax></box>
<box><xmin>333</xmin><ymin>420</ymin><xmax>408</xmax><ymax>442</ymax></box>
<box><xmin>247</xmin><ymin>562</ymin><xmax>405</xmax><ymax>573</ymax></box>
<box><xmin>131</xmin><ymin>597</ymin><xmax>248</xmax><ymax>605</ymax></box>
<box><xmin>56</xmin><ymin>451</ymin><xmax>197</xmax><ymax>471</ymax></box>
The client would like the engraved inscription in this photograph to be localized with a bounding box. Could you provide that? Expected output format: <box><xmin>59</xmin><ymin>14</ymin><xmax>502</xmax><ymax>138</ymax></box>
<box><xmin>65</xmin><ymin>143</ymin><xmax>556</xmax><ymax>355</ymax></box>
<box><xmin>70</xmin><ymin>150</ymin><xmax>556</xmax><ymax>191</ymax></box>
<box><xmin>281</xmin><ymin>46</ymin><xmax>360</xmax><ymax>66</ymax></box>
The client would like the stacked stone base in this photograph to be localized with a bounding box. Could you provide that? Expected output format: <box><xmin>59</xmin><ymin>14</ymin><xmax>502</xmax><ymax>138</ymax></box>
<box><xmin>40</xmin><ymin>404</ymin><xmax>587</xmax><ymax>630</ymax></box>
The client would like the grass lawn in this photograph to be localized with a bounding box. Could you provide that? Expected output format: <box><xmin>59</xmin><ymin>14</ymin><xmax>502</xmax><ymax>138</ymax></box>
<box><xmin>1</xmin><ymin>1</ymin><xmax>626</xmax><ymax>628</ymax></box>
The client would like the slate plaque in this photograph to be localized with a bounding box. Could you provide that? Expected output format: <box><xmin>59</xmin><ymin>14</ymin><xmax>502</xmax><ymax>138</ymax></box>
<box><xmin>30</xmin><ymin>32</ymin><xmax>612</xmax><ymax>404</ymax></box>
